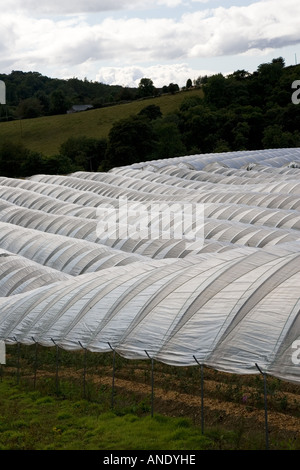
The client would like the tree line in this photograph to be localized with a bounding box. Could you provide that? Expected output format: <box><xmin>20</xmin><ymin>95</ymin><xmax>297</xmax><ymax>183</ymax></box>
<box><xmin>0</xmin><ymin>71</ymin><xmax>182</xmax><ymax>121</ymax></box>
<box><xmin>1</xmin><ymin>57</ymin><xmax>300</xmax><ymax>177</ymax></box>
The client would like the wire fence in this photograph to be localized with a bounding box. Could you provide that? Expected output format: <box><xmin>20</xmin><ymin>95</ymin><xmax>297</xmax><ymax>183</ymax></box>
<box><xmin>2</xmin><ymin>342</ymin><xmax>300</xmax><ymax>449</ymax></box>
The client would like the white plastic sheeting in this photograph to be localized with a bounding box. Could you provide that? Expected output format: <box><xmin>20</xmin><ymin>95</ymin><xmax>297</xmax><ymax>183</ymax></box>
<box><xmin>125</xmin><ymin>147</ymin><xmax>300</xmax><ymax>171</ymax></box>
<box><xmin>0</xmin><ymin>249</ymin><xmax>71</xmax><ymax>296</ymax></box>
<box><xmin>0</xmin><ymin>148</ymin><xmax>300</xmax><ymax>383</ymax></box>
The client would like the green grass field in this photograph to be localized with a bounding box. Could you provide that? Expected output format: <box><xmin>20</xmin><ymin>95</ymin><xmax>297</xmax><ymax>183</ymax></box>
<box><xmin>0</xmin><ymin>89</ymin><xmax>203</xmax><ymax>157</ymax></box>
<box><xmin>0</xmin><ymin>378</ymin><xmax>216</xmax><ymax>451</ymax></box>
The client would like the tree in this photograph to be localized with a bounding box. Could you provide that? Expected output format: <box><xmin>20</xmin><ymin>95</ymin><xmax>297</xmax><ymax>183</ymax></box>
<box><xmin>186</xmin><ymin>78</ymin><xmax>193</xmax><ymax>89</ymax></box>
<box><xmin>116</xmin><ymin>87</ymin><xmax>137</xmax><ymax>102</ymax></box>
<box><xmin>168</xmin><ymin>83</ymin><xmax>179</xmax><ymax>95</ymax></box>
<box><xmin>228</xmin><ymin>70</ymin><xmax>250</xmax><ymax>81</ymax></box>
<box><xmin>35</xmin><ymin>90</ymin><xmax>50</xmax><ymax>115</ymax></box>
<box><xmin>203</xmin><ymin>73</ymin><xmax>228</xmax><ymax>108</ymax></box>
<box><xmin>104</xmin><ymin>115</ymin><xmax>157</xmax><ymax>169</ymax></box>
<box><xmin>180</xmin><ymin>96</ymin><xmax>202</xmax><ymax>111</ymax></box>
<box><xmin>232</xmin><ymin>121</ymin><xmax>250</xmax><ymax>150</ymax></box>
<box><xmin>154</xmin><ymin>120</ymin><xmax>186</xmax><ymax>159</ymax></box>
<box><xmin>19</xmin><ymin>151</ymin><xmax>47</xmax><ymax>177</ymax></box>
<box><xmin>49</xmin><ymin>89</ymin><xmax>70</xmax><ymax>115</ymax></box>
<box><xmin>253</xmin><ymin>57</ymin><xmax>286</xmax><ymax>105</ymax></box>
<box><xmin>16</xmin><ymin>97</ymin><xmax>44</xmax><ymax>119</ymax></box>
<box><xmin>0</xmin><ymin>141</ymin><xmax>44</xmax><ymax>177</ymax></box>
<box><xmin>214</xmin><ymin>139</ymin><xmax>231</xmax><ymax>153</ymax></box>
<box><xmin>162</xmin><ymin>83</ymin><xmax>179</xmax><ymax>94</ymax></box>
<box><xmin>137</xmin><ymin>78</ymin><xmax>156</xmax><ymax>98</ymax></box>
<box><xmin>178</xmin><ymin>105</ymin><xmax>218</xmax><ymax>153</ymax></box>
<box><xmin>42</xmin><ymin>154</ymin><xmax>75</xmax><ymax>175</ymax></box>
<box><xmin>194</xmin><ymin>75</ymin><xmax>208</xmax><ymax>86</ymax></box>
<box><xmin>138</xmin><ymin>104</ymin><xmax>162</xmax><ymax>121</ymax></box>
<box><xmin>59</xmin><ymin>136</ymin><xmax>107</xmax><ymax>171</ymax></box>
<box><xmin>262</xmin><ymin>125</ymin><xmax>300</xmax><ymax>149</ymax></box>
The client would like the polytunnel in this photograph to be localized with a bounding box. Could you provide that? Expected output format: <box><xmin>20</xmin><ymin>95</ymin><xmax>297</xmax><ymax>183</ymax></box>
<box><xmin>0</xmin><ymin>147</ymin><xmax>300</xmax><ymax>384</ymax></box>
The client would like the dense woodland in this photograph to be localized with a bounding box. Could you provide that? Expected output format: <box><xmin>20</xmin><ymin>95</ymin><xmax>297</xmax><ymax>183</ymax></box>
<box><xmin>0</xmin><ymin>71</ymin><xmax>125</xmax><ymax>117</ymax></box>
<box><xmin>1</xmin><ymin>57</ymin><xmax>300</xmax><ymax>176</ymax></box>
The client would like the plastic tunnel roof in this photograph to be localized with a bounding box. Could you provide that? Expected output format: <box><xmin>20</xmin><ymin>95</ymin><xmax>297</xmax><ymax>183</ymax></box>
<box><xmin>0</xmin><ymin>147</ymin><xmax>300</xmax><ymax>383</ymax></box>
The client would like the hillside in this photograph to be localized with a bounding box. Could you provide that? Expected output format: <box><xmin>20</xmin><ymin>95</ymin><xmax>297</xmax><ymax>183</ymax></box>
<box><xmin>2</xmin><ymin>58</ymin><xmax>300</xmax><ymax>175</ymax></box>
<box><xmin>0</xmin><ymin>89</ymin><xmax>203</xmax><ymax>156</ymax></box>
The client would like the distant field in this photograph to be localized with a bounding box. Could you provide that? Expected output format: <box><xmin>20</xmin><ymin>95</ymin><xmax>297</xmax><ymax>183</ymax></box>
<box><xmin>0</xmin><ymin>88</ymin><xmax>203</xmax><ymax>156</ymax></box>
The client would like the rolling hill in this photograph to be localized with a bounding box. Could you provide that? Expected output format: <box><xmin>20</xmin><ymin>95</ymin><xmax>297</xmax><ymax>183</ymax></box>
<box><xmin>0</xmin><ymin>88</ymin><xmax>203</xmax><ymax>156</ymax></box>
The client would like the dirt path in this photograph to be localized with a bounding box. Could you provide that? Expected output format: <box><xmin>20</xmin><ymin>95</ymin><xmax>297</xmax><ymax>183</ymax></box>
<box><xmin>95</xmin><ymin>373</ymin><xmax>300</xmax><ymax>437</ymax></box>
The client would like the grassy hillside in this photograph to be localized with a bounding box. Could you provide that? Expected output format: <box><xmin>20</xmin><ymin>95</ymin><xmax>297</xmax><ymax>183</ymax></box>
<box><xmin>0</xmin><ymin>89</ymin><xmax>203</xmax><ymax>157</ymax></box>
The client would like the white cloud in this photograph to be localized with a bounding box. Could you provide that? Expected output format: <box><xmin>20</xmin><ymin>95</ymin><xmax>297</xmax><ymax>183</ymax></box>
<box><xmin>1</xmin><ymin>0</ymin><xmax>300</xmax><ymax>86</ymax></box>
<box><xmin>0</xmin><ymin>0</ymin><xmax>184</xmax><ymax>15</ymax></box>
<box><xmin>183</xmin><ymin>1</ymin><xmax>300</xmax><ymax>57</ymax></box>
<box><xmin>96</xmin><ymin>63</ymin><xmax>214</xmax><ymax>87</ymax></box>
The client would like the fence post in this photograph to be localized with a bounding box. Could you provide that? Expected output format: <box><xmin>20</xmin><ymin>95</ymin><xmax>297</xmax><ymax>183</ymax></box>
<box><xmin>79</xmin><ymin>341</ymin><xmax>87</xmax><ymax>399</ymax></box>
<box><xmin>193</xmin><ymin>356</ymin><xmax>204</xmax><ymax>434</ymax></box>
<box><xmin>108</xmin><ymin>343</ymin><xmax>116</xmax><ymax>410</ymax></box>
<box><xmin>14</xmin><ymin>337</ymin><xmax>20</xmax><ymax>385</ymax></box>
<box><xmin>32</xmin><ymin>337</ymin><xmax>38</xmax><ymax>389</ymax></box>
<box><xmin>145</xmin><ymin>350</ymin><xmax>154</xmax><ymax>418</ymax></box>
<box><xmin>51</xmin><ymin>339</ymin><xmax>60</xmax><ymax>396</ymax></box>
<box><xmin>0</xmin><ymin>340</ymin><xmax>5</xmax><ymax>382</ymax></box>
<box><xmin>255</xmin><ymin>363</ymin><xmax>269</xmax><ymax>450</ymax></box>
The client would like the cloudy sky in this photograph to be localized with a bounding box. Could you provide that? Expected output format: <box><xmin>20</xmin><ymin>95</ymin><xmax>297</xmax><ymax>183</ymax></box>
<box><xmin>1</xmin><ymin>0</ymin><xmax>300</xmax><ymax>87</ymax></box>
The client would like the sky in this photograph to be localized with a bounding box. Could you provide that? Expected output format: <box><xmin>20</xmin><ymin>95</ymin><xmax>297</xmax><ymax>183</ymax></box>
<box><xmin>1</xmin><ymin>0</ymin><xmax>300</xmax><ymax>88</ymax></box>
